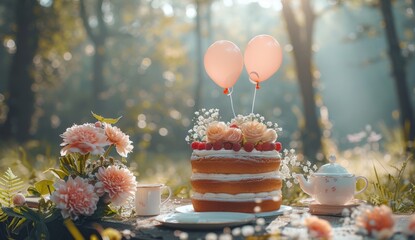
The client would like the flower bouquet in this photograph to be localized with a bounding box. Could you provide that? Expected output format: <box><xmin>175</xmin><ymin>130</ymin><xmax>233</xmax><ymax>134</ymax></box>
<box><xmin>0</xmin><ymin>113</ymin><xmax>137</xmax><ymax>239</ymax></box>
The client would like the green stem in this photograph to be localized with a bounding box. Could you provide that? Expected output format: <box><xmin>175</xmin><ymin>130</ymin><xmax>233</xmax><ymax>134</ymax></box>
<box><xmin>77</xmin><ymin>153</ymin><xmax>89</xmax><ymax>175</ymax></box>
<box><xmin>103</xmin><ymin>145</ymin><xmax>113</xmax><ymax>158</ymax></box>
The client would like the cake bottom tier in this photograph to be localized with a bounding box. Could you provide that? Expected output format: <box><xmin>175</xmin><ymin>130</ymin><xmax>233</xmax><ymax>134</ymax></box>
<box><xmin>191</xmin><ymin>198</ymin><xmax>282</xmax><ymax>213</ymax></box>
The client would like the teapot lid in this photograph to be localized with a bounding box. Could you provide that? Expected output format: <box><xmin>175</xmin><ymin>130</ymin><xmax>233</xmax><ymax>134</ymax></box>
<box><xmin>314</xmin><ymin>155</ymin><xmax>351</xmax><ymax>176</ymax></box>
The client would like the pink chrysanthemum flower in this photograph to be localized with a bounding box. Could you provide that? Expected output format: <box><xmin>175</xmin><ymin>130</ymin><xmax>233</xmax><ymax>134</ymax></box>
<box><xmin>104</xmin><ymin>124</ymin><xmax>133</xmax><ymax>157</ymax></box>
<box><xmin>51</xmin><ymin>176</ymin><xmax>99</xmax><ymax>220</ymax></box>
<box><xmin>95</xmin><ymin>166</ymin><xmax>136</xmax><ymax>206</ymax></box>
<box><xmin>60</xmin><ymin>123</ymin><xmax>109</xmax><ymax>156</ymax></box>
<box><xmin>305</xmin><ymin>216</ymin><xmax>333</xmax><ymax>240</ymax></box>
<box><xmin>357</xmin><ymin>205</ymin><xmax>394</xmax><ymax>238</ymax></box>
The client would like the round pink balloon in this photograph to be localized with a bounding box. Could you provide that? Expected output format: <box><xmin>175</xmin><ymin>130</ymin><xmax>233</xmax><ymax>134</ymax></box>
<box><xmin>244</xmin><ymin>35</ymin><xmax>283</xmax><ymax>83</ymax></box>
<box><xmin>204</xmin><ymin>40</ymin><xmax>244</xmax><ymax>89</ymax></box>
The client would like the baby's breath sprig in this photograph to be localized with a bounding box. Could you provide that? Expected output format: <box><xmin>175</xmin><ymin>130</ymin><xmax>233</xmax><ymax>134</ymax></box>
<box><xmin>279</xmin><ymin>149</ymin><xmax>317</xmax><ymax>188</ymax></box>
<box><xmin>230</xmin><ymin>113</ymin><xmax>283</xmax><ymax>133</ymax></box>
<box><xmin>185</xmin><ymin>108</ymin><xmax>220</xmax><ymax>143</ymax></box>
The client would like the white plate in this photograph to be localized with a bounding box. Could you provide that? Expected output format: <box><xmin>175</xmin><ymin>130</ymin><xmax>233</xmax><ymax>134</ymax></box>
<box><xmin>175</xmin><ymin>204</ymin><xmax>292</xmax><ymax>218</ymax></box>
<box><xmin>155</xmin><ymin>212</ymin><xmax>255</xmax><ymax>230</ymax></box>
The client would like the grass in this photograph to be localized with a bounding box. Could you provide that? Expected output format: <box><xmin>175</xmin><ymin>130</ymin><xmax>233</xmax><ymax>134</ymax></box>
<box><xmin>366</xmin><ymin>155</ymin><xmax>415</xmax><ymax>213</ymax></box>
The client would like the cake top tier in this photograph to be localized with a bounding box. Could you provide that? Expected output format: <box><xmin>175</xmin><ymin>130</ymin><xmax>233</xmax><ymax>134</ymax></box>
<box><xmin>186</xmin><ymin>109</ymin><xmax>282</xmax><ymax>152</ymax></box>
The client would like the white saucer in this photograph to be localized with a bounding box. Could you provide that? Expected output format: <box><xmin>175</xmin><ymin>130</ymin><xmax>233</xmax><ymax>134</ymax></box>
<box><xmin>155</xmin><ymin>212</ymin><xmax>255</xmax><ymax>230</ymax></box>
<box><xmin>175</xmin><ymin>204</ymin><xmax>292</xmax><ymax>218</ymax></box>
<box><xmin>300</xmin><ymin>198</ymin><xmax>364</xmax><ymax>216</ymax></box>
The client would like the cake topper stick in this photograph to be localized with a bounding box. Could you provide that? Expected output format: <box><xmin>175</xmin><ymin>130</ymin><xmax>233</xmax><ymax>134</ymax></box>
<box><xmin>227</xmin><ymin>87</ymin><xmax>237</xmax><ymax>118</ymax></box>
<box><xmin>251</xmin><ymin>86</ymin><xmax>257</xmax><ymax>114</ymax></box>
<box><xmin>249</xmin><ymin>72</ymin><xmax>260</xmax><ymax>113</ymax></box>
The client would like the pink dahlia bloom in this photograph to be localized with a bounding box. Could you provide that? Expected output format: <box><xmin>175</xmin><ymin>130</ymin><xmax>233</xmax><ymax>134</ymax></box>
<box><xmin>60</xmin><ymin>123</ymin><xmax>109</xmax><ymax>156</ymax></box>
<box><xmin>357</xmin><ymin>205</ymin><xmax>394</xmax><ymax>238</ymax></box>
<box><xmin>104</xmin><ymin>124</ymin><xmax>134</xmax><ymax>157</ymax></box>
<box><xmin>305</xmin><ymin>216</ymin><xmax>333</xmax><ymax>240</ymax></box>
<box><xmin>95</xmin><ymin>166</ymin><xmax>137</xmax><ymax>206</ymax></box>
<box><xmin>51</xmin><ymin>176</ymin><xmax>99</xmax><ymax>220</ymax></box>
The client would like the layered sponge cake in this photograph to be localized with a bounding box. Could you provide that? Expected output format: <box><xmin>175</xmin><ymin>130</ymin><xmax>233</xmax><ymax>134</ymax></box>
<box><xmin>186</xmin><ymin>110</ymin><xmax>283</xmax><ymax>213</ymax></box>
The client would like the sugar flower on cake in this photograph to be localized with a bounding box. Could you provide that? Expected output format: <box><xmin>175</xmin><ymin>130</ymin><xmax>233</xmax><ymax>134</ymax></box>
<box><xmin>51</xmin><ymin>176</ymin><xmax>99</xmax><ymax>220</ymax></box>
<box><xmin>206</xmin><ymin>121</ymin><xmax>228</xmax><ymax>143</ymax></box>
<box><xmin>187</xmin><ymin>109</ymin><xmax>283</xmax><ymax>152</ymax></box>
<box><xmin>240</xmin><ymin>120</ymin><xmax>267</xmax><ymax>144</ymax></box>
<box><xmin>95</xmin><ymin>165</ymin><xmax>137</xmax><ymax>206</ymax></box>
<box><xmin>304</xmin><ymin>216</ymin><xmax>333</xmax><ymax>240</ymax></box>
<box><xmin>356</xmin><ymin>205</ymin><xmax>394</xmax><ymax>239</ymax></box>
<box><xmin>261</xmin><ymin>128</ymin><xmax>277</xmax><ymax>143</ymax></box>
<box><xmin>104</xmin><ymin>123</ymin><xmax>134</xmax><ymax>157</ymax></box>
<box><xmin>60</xmin><ymin>123</ymin><xmax>109</xmax><ymax>156</ymax></box>
<box><xmin>223</xmin><ymin>127</ymin><xmax>243</xmax><ymax>144</ymax></box>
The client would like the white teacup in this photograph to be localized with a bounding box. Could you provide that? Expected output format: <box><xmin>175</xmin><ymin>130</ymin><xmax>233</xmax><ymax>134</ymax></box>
<box><xmin>135</xmin><ymin>184</ymin><xmax>172</xmax><ymax>216</ymax></box>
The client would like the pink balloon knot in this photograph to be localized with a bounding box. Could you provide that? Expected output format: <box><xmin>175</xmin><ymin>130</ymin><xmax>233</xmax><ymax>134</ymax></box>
<box><xmin>249</xmin><ymin>72</ymin><xmax>260</xmax><ymax>82</ymax></box>
<box><xmin>256</xmin><ymin>82</ymin><xmax>260</xmax><ymax>90</ymax></box>
<box><xmin>223</xmin><ymin>88</ymin><xmax>229</xmax><ymax>94</ymax></box>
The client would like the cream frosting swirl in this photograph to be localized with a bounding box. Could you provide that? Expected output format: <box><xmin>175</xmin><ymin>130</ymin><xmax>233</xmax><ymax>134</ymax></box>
<box><xmin>192</xmin><ymin>190</ymin><xmax>281</xmax><ymax>202</ymax></box>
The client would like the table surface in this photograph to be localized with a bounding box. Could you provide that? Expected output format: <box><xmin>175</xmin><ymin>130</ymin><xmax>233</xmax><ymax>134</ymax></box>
<box><xmin>97</xmin><ymin>198</ymin><xmax>413</xmax><ymax>240</ymax></box>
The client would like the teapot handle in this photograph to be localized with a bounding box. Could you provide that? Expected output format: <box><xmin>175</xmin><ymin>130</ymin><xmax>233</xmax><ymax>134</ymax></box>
<box><xmin>354</xmin><ymin>176</ymin><xmax>368</xmax><ymax>195</ymax></box>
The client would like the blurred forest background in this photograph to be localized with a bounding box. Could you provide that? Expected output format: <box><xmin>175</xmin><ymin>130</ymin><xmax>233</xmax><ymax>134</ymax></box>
<box><xmin>0</xmin><ymin>0</ymin><xmax>414</xmax><ymax>200</ymax></box>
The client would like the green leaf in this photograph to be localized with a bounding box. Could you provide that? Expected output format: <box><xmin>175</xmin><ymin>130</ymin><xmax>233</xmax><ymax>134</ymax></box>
<box><xmin>44</xmin><ymin>209</ymin><xmax>61</xmax><ymax>224</ymax></box>
<box><xmin>34</xmin><ymin>221</ymin><xmax>49</xmax><ymax>240</ymax></box>
<box><xmin>91</xmin><ymin>111</ymin><xmax>122</xmax><ymax>124</ymax></box>
<box><xmin>27</xmin><ymin>187</ymin><xmax>41</xmax><ymax>197</ymax></box>
<box><xmin>44</xmin><ymin>168</ymin><xmax>67</xmax><ymax>179</ymax></box>
<box><xmin>10</xmin><ymin>217</ymin><xmax>27</xmax><ymax>233</ymax></box>
<box><xmin>0</xmin><ymin>208</ymin><xmax>8</xmax><ymax>222</ymax></box>
<box><xmin>2</xmin><ymin>207</ymin><xmax>24</xmax><ymax>218</ymax></box>
<box><xmin>34</xmin><ymin>180</ymin><xmax>55</xmax><ymax>196</ymax></box>
<box><xmin>20</xmin><ymin>207</ymin><xmax>41</xmax><ymax>222</ymax></box>
<box><xmin>0</xmin><ymin>168</ymin><xmax>25</xmax><ymax>207</ymax></box>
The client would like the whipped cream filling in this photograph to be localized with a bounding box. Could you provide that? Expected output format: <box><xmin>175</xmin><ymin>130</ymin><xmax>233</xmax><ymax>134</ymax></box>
<box><xmin>191</xmin><ymin>149</ymin><xmax>281</xmax><ymax>159</ymax></box>
<box><xmin>192</xmin><ymin>190</ymin><xmax>282</xmax><ymax>202</ymax></box>
<box><xmin>191</xmin><ymin>171</ymin><xmax>281</xmax><ymax>181</ymax></box>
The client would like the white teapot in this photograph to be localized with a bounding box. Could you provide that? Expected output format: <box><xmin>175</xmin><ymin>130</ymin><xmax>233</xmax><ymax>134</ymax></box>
<box><xmin>295</xmin><ymin>155</ymin><xmax>368</xmax><ymax>205</ymax></box>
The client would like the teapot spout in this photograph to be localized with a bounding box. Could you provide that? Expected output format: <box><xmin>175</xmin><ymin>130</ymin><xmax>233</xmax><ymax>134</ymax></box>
<box><xmin>295</xmin><ymin>174</ymin><xmax>313</xmax><ymax>196</ymax></box>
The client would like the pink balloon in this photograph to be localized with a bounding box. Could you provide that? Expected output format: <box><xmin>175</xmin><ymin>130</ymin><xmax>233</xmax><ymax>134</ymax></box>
<box><xmin>244</xmin><ymin>35</ymin><xmax>283</xmax><ymax>83</ymax></box>
<box><xmin>204</xmin><ymin>40</ymin><xmax>244</xmax><ymax>91</ymax></box>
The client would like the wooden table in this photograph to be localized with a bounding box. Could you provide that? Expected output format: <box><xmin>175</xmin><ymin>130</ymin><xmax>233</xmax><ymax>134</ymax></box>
<box><xmin>95</xmin><ymin>198</ymin><xmax>413</xmax><ymax>240</ymax></box>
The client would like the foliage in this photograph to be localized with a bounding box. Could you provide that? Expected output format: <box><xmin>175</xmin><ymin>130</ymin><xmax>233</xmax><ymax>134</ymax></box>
<box><xmin>0</xmin><ymin>114</ymin><xmax>137</xmax><ymax>239</ymax></box>
<box><xmin>0</xmin><ymin>168</ymin><xmax>25</xmax><ymax>207</ymax></box>
<box><xmin>366</xmin><ymin>155</ymin><xmax>415</xmax><ymax>213</ymax></box>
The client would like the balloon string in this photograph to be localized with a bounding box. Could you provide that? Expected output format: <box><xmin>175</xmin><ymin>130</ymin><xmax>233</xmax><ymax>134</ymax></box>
<box><xmin>228</xmin><ymin>87</ymin><xmax>236</xmax><ymax>118</ymax></box>
<box><xmin>251</xmin><ymin>86</ymin><xmax>257</xmax><ymax>114</ymax></box>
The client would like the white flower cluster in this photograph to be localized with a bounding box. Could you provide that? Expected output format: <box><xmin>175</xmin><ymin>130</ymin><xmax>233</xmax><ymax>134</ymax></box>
<box><xmin>185</xmin><ymin>109</ymin><xmax>283</xmax><ymax>144</ymax></box>
<box><xmin>231</xmin><ymin>113</ymin><xmax>282</xmax><ymax>133</ymax></box>
<box><xmin>279</xmin><ymin>149</ymin><xmax>317</xmax><ymax>188</ymax></box>
<box><xmin>185</xmin><ymin>108</ymin><xmax>221</xmax><ymax>143</ymax></box>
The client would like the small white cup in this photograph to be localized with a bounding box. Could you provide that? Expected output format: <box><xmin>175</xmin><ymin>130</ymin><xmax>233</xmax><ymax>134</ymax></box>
<box><xmin>135</xmin><ymin>184</ymin><xmax>172</xmax><ymax>216</ymax></box>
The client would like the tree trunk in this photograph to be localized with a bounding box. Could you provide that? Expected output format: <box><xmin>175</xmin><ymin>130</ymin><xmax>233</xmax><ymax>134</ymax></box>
<box><xmin>193</xmin><ymin>0</ymin><xmax>204</xmax><ymax>112</ymax></box>
<box><xmin>80</xmin><ymin>0</ymin><xmax>107</xmax><ymax>113</ymax></box>
<box><xmin>281</xmin><ymin>0</ymin><xmax>323</xmax><ymax>161</ymax></box>
<box><xmin>0</xmin><ymin>0</ymin><xmax>38</xmax><ymax>142</ymax></box>
<box><xmin>380</xmin><ymin>0</ymin><xmax>415</xmax><ymax>152</ymax></box>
